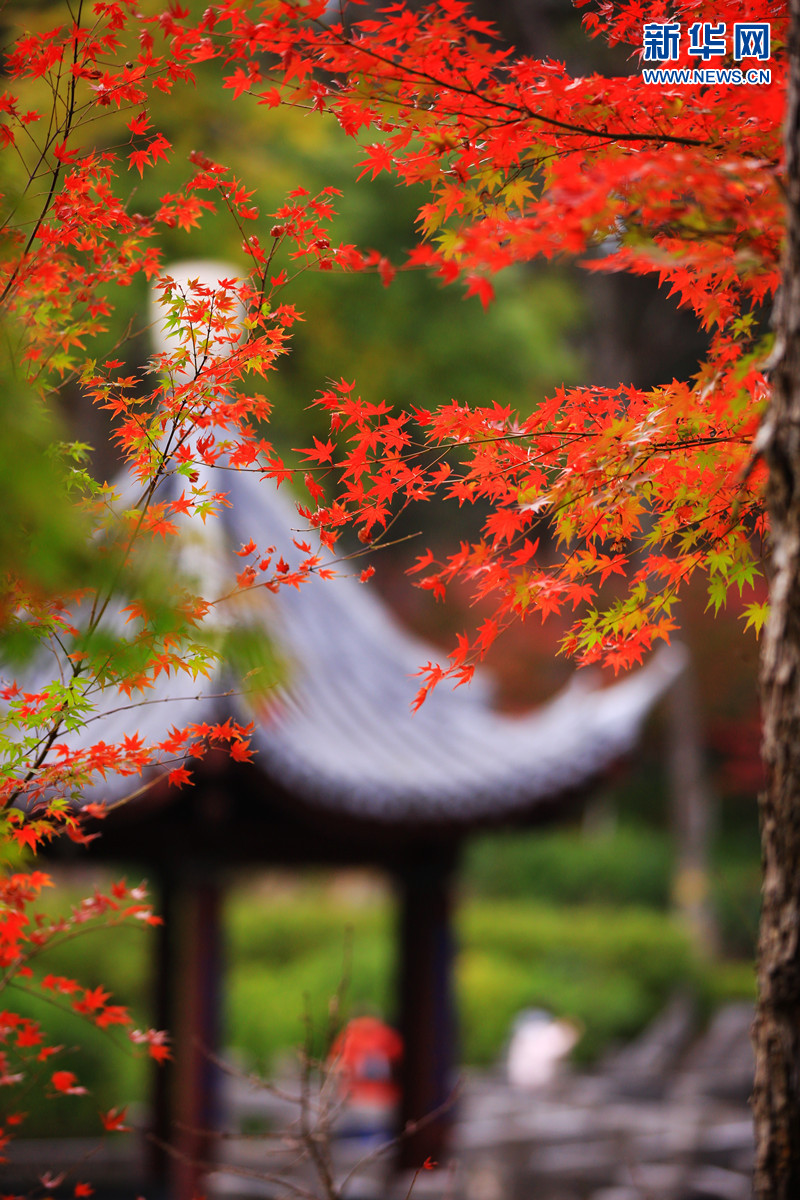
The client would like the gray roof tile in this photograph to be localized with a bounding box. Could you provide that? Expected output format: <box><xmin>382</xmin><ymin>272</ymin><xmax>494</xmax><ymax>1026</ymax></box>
<box><xmin>7</xmin><ymin>455</ymin><xmax>685</xmax><ymax>828</ymax></box>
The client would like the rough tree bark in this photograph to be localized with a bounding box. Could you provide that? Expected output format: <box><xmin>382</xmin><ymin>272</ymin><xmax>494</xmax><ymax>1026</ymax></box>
<box><xmin>754</xmin><ymin>3</ymin><xmax>800</xmax><ymax>1196</ymax></box>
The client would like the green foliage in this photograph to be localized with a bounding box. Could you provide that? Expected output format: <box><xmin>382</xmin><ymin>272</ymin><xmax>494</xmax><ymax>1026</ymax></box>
<box><xmin>229</xmin><ymin>944</ymin><xmax>394</xmax><ymax>1068</ymax></box>
<box><xmin>4</xmin><ymin>908</ymin><xmax>154</xmax><ymax>1135</ymax></box>
<box><xmin>5</xmin><ymin>990</ymin><xmax>146</xmax><ymax>1136</ymax></box>
<box><xmin>463</xmin><ymin>825</ymin><xmax>674</xmax><ymax>908</ymax></box>
<box><xmin>0</xmin><ymin>368</ymin><xmax>101</xmax><ymax>630</ymax></box>
<box><xmin>459</xmin><ymin>902</ymin><xmax>703</xmax><ymax>1063</ymax></box>
<box><xmin>458</xmin><ymin>948</ymin><xmax>653</xmax><ymax>1065</ymax></box>
<box><xmin>226</xmin><ymin>888</ymin><xmax>394</xmax><ymax>1066</ymax></box>
<box><xmin>224</xmin><ymin>886</ymin><xmax>752</xmax><ymax>1071</ymax></box>
<box><xmin>227</xmin><ymin>887</ymin><xmax>390</xmax><ymax>964</ymax></box>
<box><xmin>464</xmin><ymin>821</ymin><xmax>762</xmax><ymax>959</ymax></box>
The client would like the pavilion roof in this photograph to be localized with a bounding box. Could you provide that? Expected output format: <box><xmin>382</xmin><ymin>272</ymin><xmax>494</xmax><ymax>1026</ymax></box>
<box><xmin>32</xmin><ymin>455</ymin><xmax>684</xmax><ymax>830</ymax></box>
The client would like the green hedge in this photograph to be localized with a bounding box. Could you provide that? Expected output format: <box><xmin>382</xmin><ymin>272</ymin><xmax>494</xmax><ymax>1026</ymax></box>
<box><xmin>458</xmin><ymin>901</ymin><xmax>704</xmax><ymax>1063</ymax></box>
<box><xmin>224</xmin><ymin>890</ymin><xmax>751</xmax><ymax>1068</ymax></box>
<box><xmin>463</xmin><ymin>823</ymin><xmax>763</xmax><ymax>957</ymax></box>
<box><xmin>464</xmin><ymin>825</ymin><xmax>674</xmax><ymax>908</ymax></box>
<box><xmin>3</xmin><ymin>914</ymin><xmax>155</xmax><ymax>1135</ymax></box>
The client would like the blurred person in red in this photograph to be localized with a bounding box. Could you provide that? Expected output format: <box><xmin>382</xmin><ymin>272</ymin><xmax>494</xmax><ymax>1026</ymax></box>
<box><xmin>328</xmin><ymin>1016</ymin><xmax>403</xmax><ymax>1141</ymax></box>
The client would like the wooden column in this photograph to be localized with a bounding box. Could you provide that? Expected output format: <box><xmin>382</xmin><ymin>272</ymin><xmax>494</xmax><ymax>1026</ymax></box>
<box><xmin>150</xmin><ymin>866</ymin><xmax>224</xmax><ymax>1200</ymax></box>
<box><xmin>394</xmin><ymin>844</ymin><xmax>458</xmax><ymax>1171</ymax></box>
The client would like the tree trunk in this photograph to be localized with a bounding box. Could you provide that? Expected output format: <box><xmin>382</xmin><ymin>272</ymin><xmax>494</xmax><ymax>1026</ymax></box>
<box><xmin>754</xmin><ymin>4</ymin><xmax>800</xmax><ymax>1195</ymax></box>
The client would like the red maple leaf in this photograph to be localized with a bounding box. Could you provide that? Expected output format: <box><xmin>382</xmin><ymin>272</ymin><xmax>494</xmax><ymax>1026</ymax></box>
<box><xmin>99</xmin><ymin>1107</ymin><xmax>130</xmax><ymax>1133</ymax></box>
<box><xmin>51</xmin><ymin>1071</ymin><xmax>87</xmax><ymax>1096</ymax></box>
<box><xmin>168</xmin><ymin>766</ymin><xmax>193</xmax><ymax>788</ymax></box>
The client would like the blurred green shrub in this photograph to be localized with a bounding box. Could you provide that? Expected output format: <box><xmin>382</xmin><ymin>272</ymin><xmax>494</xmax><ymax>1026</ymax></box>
<box><xmin>463</xmin><ymin>822</ymin><xmax>762</xmax><ymax>959</ymax></box>
<box><xmin>227</xmin><ymin>890</ymin><xmax>393</xmax><ymax>1066</ymax></box>
<box><xmin>4</xmin><ymin>906</ymin><xmax>154</xmax><ymax>1135</ymax></box>
<box><xmin>458</xmin><ymin>901</ymin><xmax>701</xmax><ymax>1064</ymax></box>
<box><xmin>463</xmin><ymin>825</ymin><xmax>674</xmax><ymax>908</ymax></box>
<box><xmin>224</xmin><ymin>887</ymin><xmax>750</xmax><ymax>1071</ymax></box>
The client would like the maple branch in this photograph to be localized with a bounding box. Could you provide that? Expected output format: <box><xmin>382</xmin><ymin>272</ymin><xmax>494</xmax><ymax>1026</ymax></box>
<box><xmin>74</xmin><ymin>687</ymin><xmax>239</xmax><ymax>727</ymax></box>
<box><xmin>3</xmin><ymin>670</ymin><xmax>88</xmax><ymax>811</ymax></box>
<box><xmin>6</xmin><ymin>914</ymin><xmax>155</xmax><ymax>979</ymax></box>
<box><xmin>0</xmin><ymin>0</ymin><xmax>84</xmax><ymax>309</ymax></box>
<box><xmin>289</xmin><ymin>4</ymin><xmax>713</xmax><ymax>151</ymax></box>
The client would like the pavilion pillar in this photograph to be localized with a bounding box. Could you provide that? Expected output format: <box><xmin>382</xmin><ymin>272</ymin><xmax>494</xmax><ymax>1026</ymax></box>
<box><xmin>394</xmin><ymin>844</ymin><xmax>458</xmax><ymax>1171</ymax></box>
<box><xmin>150</xmin><ymin>866</ymin><xmax>224</xmax><ymax>1200</ymax></box>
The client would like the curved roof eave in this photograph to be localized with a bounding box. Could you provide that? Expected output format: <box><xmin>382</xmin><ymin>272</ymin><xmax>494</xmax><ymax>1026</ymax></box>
<box><xmin>6</xmin><ymin>456</ymin><xmax>687</xmax><ymax>830</ymax></box>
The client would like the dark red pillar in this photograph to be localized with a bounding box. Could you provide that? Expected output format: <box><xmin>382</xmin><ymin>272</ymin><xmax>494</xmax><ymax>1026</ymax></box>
<box><xmin>150</xmin><ymin>867</ymin><xmax>224</xmax><ymax>1200</ymax></box>
<box><xmin>395</xmin><ymin>845</ymin><xmax>458</xmax><ymax>1171</ymax></box>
